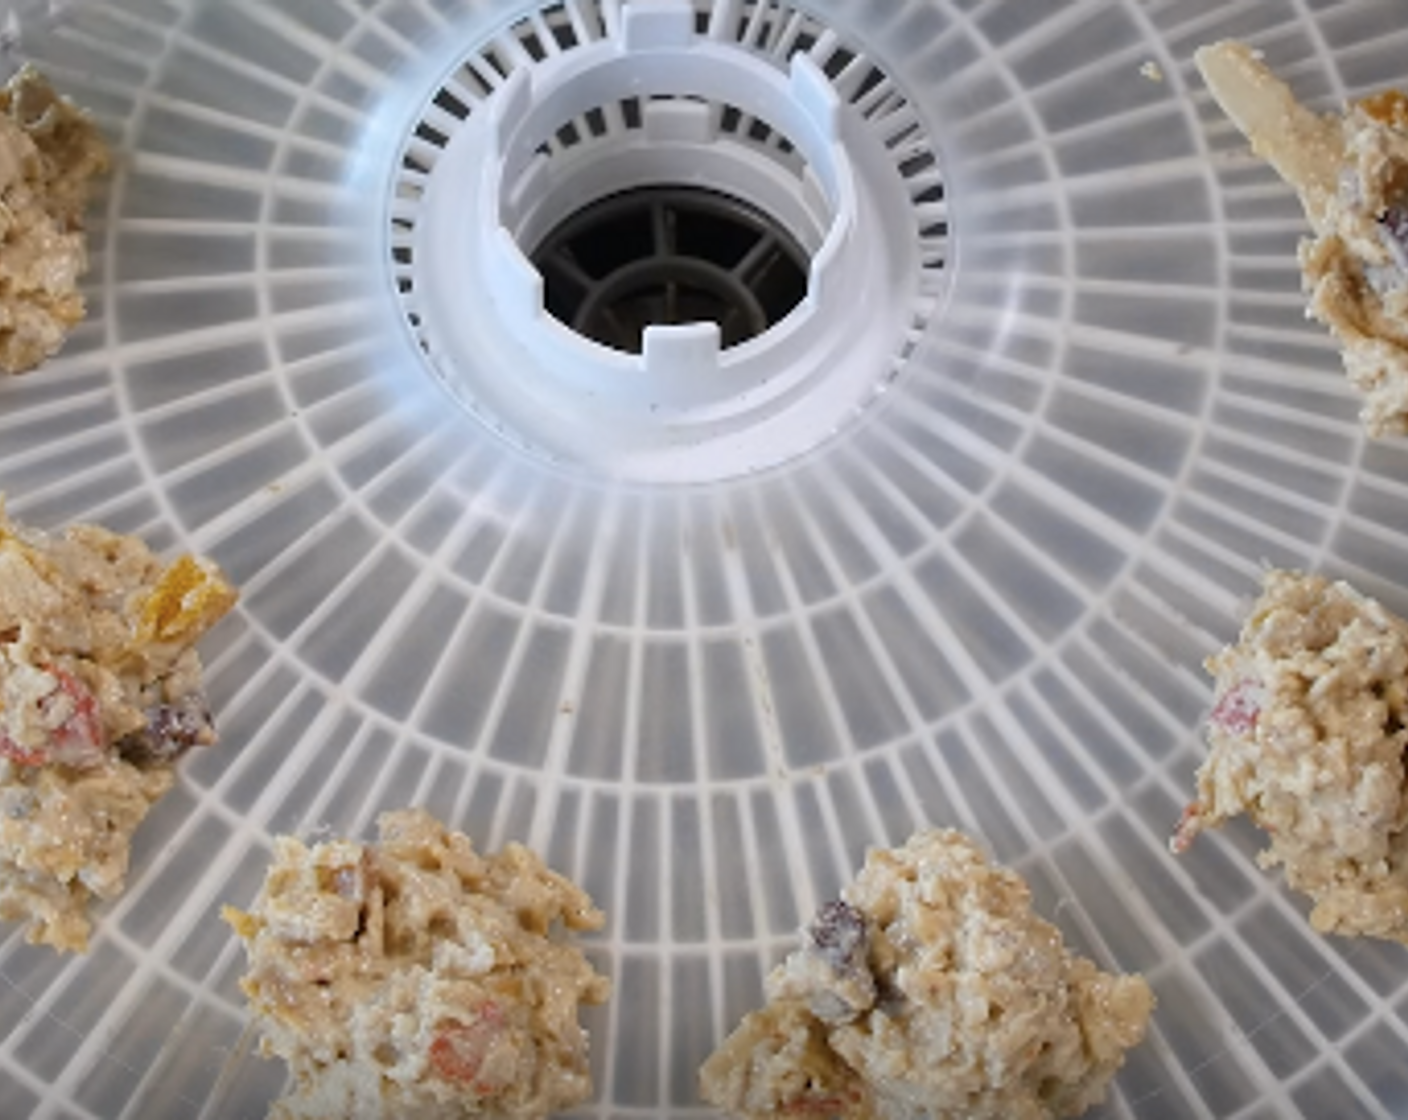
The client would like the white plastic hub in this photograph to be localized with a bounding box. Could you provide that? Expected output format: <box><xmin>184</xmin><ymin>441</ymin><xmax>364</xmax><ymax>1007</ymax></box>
<box><xmin>415</xmin><ymin>0</ymin><xmax>920</xmax><ymax>483</ymax></box>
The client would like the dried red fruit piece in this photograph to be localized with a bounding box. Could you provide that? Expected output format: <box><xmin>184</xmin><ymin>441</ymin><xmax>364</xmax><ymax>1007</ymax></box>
<box><xmin>0</xmin><ymin>732</ymin><xmax>45</xmax><ymax>767</ymax></box>
<box><xmin>429</xmin><ymin>1003</ymin><xmax>508</xmax><ymax>1094</ymax></box>
<box><xmin>1169</xmin><ymin>803</ymin><xmax>1203</xmax><ymax>855</ymax></box>
<box><xmin>1</xmin><ymin>666</ymin><xmax>103</xmax><ymax>769</ymax></box>
<box><xmin>1209</xmin><ymin>679</ymin><xmax>1261</xmax><ymax>737</ymax></box>
<box><xmin>46</xmin><ymin>668</ymin><xmax>103</xmax><ymax>766</ymax></box>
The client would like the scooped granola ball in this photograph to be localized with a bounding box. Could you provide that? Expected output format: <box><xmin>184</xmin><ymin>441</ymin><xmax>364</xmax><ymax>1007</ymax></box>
<box><xmin>701</xmin><ymin>829</ymin><xmax>1153</xmax><ymax>1120</ymax></box>
<box><xmin>1173</xmin><ymin>570</ymin><xmax>1408</xmax><ymax>943</ymax></box>
<box><xmin>224</xmin><ymin>808</ymin><xmax>611</xmax><ymax>1120</ymax></box>
<box><xmin>0</xmin><ymin>502</ymin><xmax>236</xmax><ymax>952</ymax></box>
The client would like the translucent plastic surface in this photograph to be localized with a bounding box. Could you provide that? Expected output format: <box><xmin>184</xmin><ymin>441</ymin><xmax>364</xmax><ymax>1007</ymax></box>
<box><xmin>1</xmin><ymin>1</ymin><xmax>1407</xmax><ymax>1117</ymax></box>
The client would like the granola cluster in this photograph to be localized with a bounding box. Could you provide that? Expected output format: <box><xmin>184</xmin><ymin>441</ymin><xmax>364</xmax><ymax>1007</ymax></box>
<box><xmin>0</xmin><ymin>501</ymin><xmax>236</xmax><ymax>950</ymax></box>
<box><xmin>224</xmin><ymin>809</ymin><xmax>611</xmax><ymax>1120</ymax></box>
<box><xmin>0</xmin><ymin>66</ymin><xmax>109</xmax><ymax>374</ymax></box>
<box><xmin>701</xmin><ymin>830</ymin><xmax>1154</xmax><ymax>1120</ymax></box>
<box><xmin>1174</xmin><ymin>570</ymin><xmax>1408</xmax><ymax>943</ymax></box>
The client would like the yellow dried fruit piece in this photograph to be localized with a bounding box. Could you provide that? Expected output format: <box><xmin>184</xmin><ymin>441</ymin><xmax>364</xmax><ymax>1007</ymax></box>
<box><xmin>134</xmin><ymin>554</ymin><xmax>238</xmax><ymax>647</ymax></box>
<box><xmin>1359</xmin><ymin>90</ymin><xmax>1408</xmax><ymax>130</ymax></box>
<box><xmin>221</xmin><ymin>904</ymin><xmax>260</xmax><ymax>942</ymax></box>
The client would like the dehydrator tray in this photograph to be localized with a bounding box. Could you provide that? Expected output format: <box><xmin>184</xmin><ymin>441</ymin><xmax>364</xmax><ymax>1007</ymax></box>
<box><xmin>2</xmin><ymin>0</ymin><xmax>1408</xmax><ymax>1117</ymax></box>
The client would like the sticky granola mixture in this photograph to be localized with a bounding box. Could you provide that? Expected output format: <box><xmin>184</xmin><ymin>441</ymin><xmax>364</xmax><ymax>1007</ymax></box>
<box><xmin>0</xmin><ymin>501</ymin><xmax>237</xmax><ymax>951</ymax></box>
<box><xmin>1195</xmin><ymin>41</ymin><xmax>1408</xmax><ymax>436</ymax></box>
<box><xmin>224</xmin><ymin>809</ymin><xmax>611</xmax><ymax>1120</ymax></box>
<box><xmin>700</xmin><ymin>830</ymin><xmax>1154</xmax><ymax>1120</ymax></box>
<box><xmin>0</xmin><ymin>66</ymin><xmax>110</xmax><ymax>374</ymax></box>
<box><xmin>1172</xmin><ymin>570</ymin><xmax>1408</xmax><ymax>942</ymax></box>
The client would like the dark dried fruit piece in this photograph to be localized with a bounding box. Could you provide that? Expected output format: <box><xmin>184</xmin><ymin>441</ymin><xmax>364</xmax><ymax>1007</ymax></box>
<box><xmin>1380</xmin><ymin>204</ymin><xmax>1408</xmax><ymax>273</ymax></box>
<box><xmin>807</xmin><ymin>899</ymin><xmax>869</xmax><ymax>974</ymax></box>
<box><xmin>115</xmin><ymin>695</ymin><xmax>215</xmax><ymax>767</ymax></box>
<box><xmin>429</xmin><ymin>1003</ymin><xmax>508</xmax><ymax>1095</ymax></box>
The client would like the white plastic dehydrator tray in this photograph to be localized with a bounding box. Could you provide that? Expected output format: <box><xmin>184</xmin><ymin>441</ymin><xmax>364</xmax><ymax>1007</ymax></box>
<box><xmin>2</xmin><ymin>0</ymin><xmax>1408</xmax><ymax>1116</ymax></box>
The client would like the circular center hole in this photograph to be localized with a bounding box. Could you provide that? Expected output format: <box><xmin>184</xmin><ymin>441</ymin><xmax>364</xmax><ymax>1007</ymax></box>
<box><xmin>530</xmin><ymin>186</ymin><xmax>811</xmax><ymax>354</ymax></box>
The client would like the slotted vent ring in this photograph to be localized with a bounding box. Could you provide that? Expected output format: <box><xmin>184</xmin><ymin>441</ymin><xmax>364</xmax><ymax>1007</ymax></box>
<box><xmin>386</xmin><ymin>0</ymin><xmax>950</xmax><ymax>481</ymax></box>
